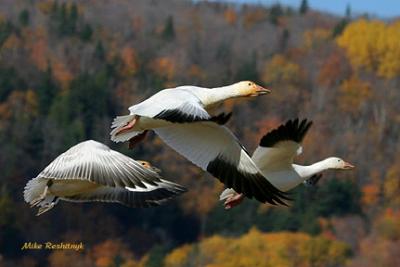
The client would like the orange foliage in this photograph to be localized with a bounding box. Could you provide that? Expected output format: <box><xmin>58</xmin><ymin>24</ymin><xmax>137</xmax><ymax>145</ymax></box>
<box><xmin>187</xmin><ymin>64</ymin><xmax>206</xmax><ymax>80</ymax></box>
<box><xmin>317</xmin><ymin>51</ymin><xmax>349</xmax><ymax>87</ymax></box>
<box><xmin>0</xmin><ymin>90</ymin><xmax>38</xmax><ymax>123</ymax></box>
<box><xmin>338</xmin><ymin>75</ymin><xmax>372</xmax><ymax>115</ymax></box>
<box><xmin>150</xmin><ymin>57</ymin><xmax>176</xmax><ymax>80</ymax></box>
<box><xmin>91</xmin><ymin>239</ymin><xmax>135</xmax><ymax>267</ymax></box>
<box><xmin>51</xmin><ymin>58</ymin><xmax>73</xmax><ymax>88</ymax></box>
<box><xmin>120</xmin><ymin>46</ymin><xmax>139</xmax><ymax>77</ymax></box>
<box><xmin>223</xmin><ymin>8</ymin><xmax>237</xmax><ymax>25</ymax></box>
<box><xmin>243</xmin><ymin>9</ymin><xmax>268</xmax><ymax>29</ymax></box>
<box><xmin>28</xmin><ymin>28</ymin><xmax>50</xmax><ymax>71</ymax></box>
<box><xmin>375</xmin><ymin>208</ymin><xmax>400</xmax><ymax>240</ymax></box>
<box><xmin>362</xmin><ymin>183</ymin><xmax>380</xmax><ymax>207</ymax></box>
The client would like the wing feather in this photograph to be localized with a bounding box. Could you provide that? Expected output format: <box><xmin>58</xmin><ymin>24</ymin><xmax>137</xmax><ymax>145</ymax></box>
<box><xmin>155</xmin><ymin>122</ymin><xmax>290</xmax><ymax>205</ymax></box>
<box><xmin>253</xmin><ymin>119</ymin><xmax>312</xmax><ymax>173</ymax></box>
<box><xmin>36</xmin><ymin>140</ymin><xmax>161</xmax><ymax>189</ymax></box>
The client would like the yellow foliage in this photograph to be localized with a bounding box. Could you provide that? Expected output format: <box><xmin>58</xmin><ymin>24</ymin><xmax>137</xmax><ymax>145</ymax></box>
<box><xmin>384</xmin><ymin>161</ymin><xmax>400</xmax><ymax>207</ymax></box>
<box><xmin>338</xmin><ymin>76</ymin><xmax>372</xmax><ymax>115</ymax></box>
<box><xmin>303</xmin><ymin>28</ymin><xmax>331</xmax><ymax>50</ymax></box>
<box><xmin>164</xmin><ymin>228</ymin><xmax>350</xmax><ymax>267</ymax></box>
<box><xmin>2</xmin><ymin>33</ymin><xmax>21</xmax><ymax>51</ymax></box>
<box><xmin>262</xmin><ymin>55</ymin><xmax>304</xmax><ymax>102</ymax></box>
<box><xmin>262</xmin><ymin>55</ymin><xmax>303</xmax><ymax>86</ymax></box>
<box><xmin>337</xmin><ymin>19</ymin><xmax>400</xmax><ymax>78</ymax></box>
<box><xmin>164</xmin><ymin>244</ymin><xmax>193</xmax><ymax>267</ymax></box>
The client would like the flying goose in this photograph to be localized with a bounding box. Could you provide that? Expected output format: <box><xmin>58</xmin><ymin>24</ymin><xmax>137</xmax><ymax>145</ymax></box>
<box><xmin>24</xmin><ymin>140</ymin><xmax>187</xmax><ymax>216</ymax></box>
<box><xmin>110</xmin><ymin>81</ymin><xmax>269</xmax><ymax>146</ymax></box>
<box><xmin>220</xmin><ymin>119</ymin><xmax>355</xmax><ymax>209</ymax></box>
<box><xmin>109</xmin><ymin>82</ymin><xmax>290</xmax><ymax>206</ymax></box>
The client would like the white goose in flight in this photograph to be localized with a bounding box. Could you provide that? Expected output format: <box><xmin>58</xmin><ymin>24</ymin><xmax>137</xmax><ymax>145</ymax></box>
<box><xmin>220</xmin><ymin>119</ymin><xmax>355</xmax><ymax>209</ymax></box>
<box><xmin>110</xmin><ymin>81</ymin><xmax>270</xmax><ymax>146</ymax></box>
<box><xmin>110</xmin><ymin>82</ymin><xmax>290</xmax><ymax>206</ymax></box>
<box><xmin>24</xmin><ymin>140</ymin><xmax>187</xmax><ymax>216</ymax></box>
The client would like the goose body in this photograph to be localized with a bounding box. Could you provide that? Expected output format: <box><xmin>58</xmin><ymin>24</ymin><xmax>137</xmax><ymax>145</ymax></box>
<box><xmin>110</xmin><ymin>81</ymin><xmax>269</xmax><ymax>143</ymax></box>
<box><xmin>220</xmin><ymin>119</ymin><xmax>354</xmax><ymax>209</ymax></box>
<box><xmin>109</xmin><ymin>82</ymin><xmax>290</xmax><ymax>206</ymax></box>
<box><xmin>24</xmin><ymin>140</ymin><xmax>187</xmax><ymax>215</ymax></box>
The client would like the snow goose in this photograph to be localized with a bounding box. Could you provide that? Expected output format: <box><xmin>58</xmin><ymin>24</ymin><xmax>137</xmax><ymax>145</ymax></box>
<box><xmin>24</xmin><ymin>140</ymin><xmax>187</xmax><ymax>216</ymax></box>
<box><xmin>110</xmin><ymin>81</ymin><xmax>269</xmax><ymax>146</ymax></box>
<box><xmin>153</xmin><ymin>118</ymin><xmax>290</xmax><ymax>206</ymax></box>
<box><xmin>220</xmin><ymin>119</ymin><xmax>355</xmax><ymax>209</ymax></box>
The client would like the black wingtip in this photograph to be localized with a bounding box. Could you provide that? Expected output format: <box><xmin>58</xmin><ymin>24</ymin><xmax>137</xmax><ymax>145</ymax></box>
<box><xmin>209</xmin><ymin>112</ymin><xmax>233</xmax><ymax>125</ymax></box>
<box><xmin>259</xmin><ymin>118</ymin><xmax>313</xmax><ymax>147</ymax></box>
<box><xmin>207</xmin><ymin>155</ymin><xmax>290</xmax><ymax>206</ymax></box>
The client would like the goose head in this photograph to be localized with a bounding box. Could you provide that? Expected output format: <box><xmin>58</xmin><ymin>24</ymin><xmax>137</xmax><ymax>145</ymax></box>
<box><xmin>324</xmin><ymin>157</ymin><xmax>355</xmax><ymax>170</ymax></box>
<box><xmin>233</xmin><ymin>81</ymin><xmax>270</xmax><ymax>97</ymax></box>
<box><xmin>137</xmin><ymin>160</ymin><xmax>162</xmax><ymax>173</ymax></box>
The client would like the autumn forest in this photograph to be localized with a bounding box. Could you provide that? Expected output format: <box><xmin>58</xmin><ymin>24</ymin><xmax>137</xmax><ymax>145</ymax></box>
<box><xmin>0</xmin><ymin>0</ymin><xmax>400</xmax><ymax>266</ymax></box>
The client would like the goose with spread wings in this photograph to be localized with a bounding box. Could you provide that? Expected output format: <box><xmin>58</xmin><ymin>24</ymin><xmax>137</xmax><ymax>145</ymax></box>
<box><xmin>110</xmin><ymin>81</ymin><xmax>270</xmax><ymax>146</ymax></box>
<box><xmin>220</xmin><ymin>119</ymin><xmax>355</xmax><ymax>209</ymax></box>
<box><xmin>24</xmin><ymin>140</ymin><xmax>187</xmax><ymax>216</ymax></box>
<box><xmin>109</xmin><ymin>82</ymin><xmax>290</xmax><ymax>206</ymax></box>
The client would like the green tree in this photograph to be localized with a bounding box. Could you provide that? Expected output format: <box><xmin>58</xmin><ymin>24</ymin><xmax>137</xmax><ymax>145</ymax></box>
<box><xmin>18</xmin><ymin>9</ymin><xmax>30</xmax><ymax>27</ymax></box>
<box><xmin>79</xmin><ymin>23</ymin><xmax>93</xmax><ymax>41</ymax></box>
<box><xmin>162</xmin><ymin>16</ymin><xmax>175</xmax><ymax>40</ymax></box>
<box><xmin>37</xmin><ymin>66</ymin><xmax>58</xmax><ymax>115</ymax></box>
<box><xmin>269</xmin><ymin>3</ymin><xmax>283</xmax><ymax>25</ymax></box>
<box><xmin>299</xmin><ymin>0</ymin><xmax>309</xmax><ymax>14</ymax></box>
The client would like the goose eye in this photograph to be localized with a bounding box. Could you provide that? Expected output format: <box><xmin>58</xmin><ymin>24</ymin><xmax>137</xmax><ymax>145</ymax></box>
<box><xmin>248</xmin><ymin>82</ymin><xmax>251</xmax><ymax>86</ymax></box>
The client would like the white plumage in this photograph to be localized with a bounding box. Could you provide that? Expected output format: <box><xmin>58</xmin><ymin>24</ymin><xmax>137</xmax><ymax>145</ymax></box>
<box><xmin>24</xmin><ymin>140</ymin><xmax>186</xmax><ymax>215</ymax></box>
<box><xmin>109</xmin><ymin>82</ymin><xmax>290</xmax><ymax>206</ymax></box>
<box><xmin>220</xmin><ymin>119</ymin><xmax>355</xmax><ymax>208</ymax></box>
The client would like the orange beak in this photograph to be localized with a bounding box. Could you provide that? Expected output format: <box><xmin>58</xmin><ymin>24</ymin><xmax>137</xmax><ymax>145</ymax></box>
<box><xmin>343</xmin><ymin>161</ymin><xmax>355</xmax><ymax>169</ymax></box>
<box><xmin>253</xmin><ymin>85</ymin><xmax>271</xmax><ymax>96</ymax></box>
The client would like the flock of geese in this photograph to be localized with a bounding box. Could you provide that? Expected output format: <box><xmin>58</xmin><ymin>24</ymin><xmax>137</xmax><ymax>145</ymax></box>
<box><xmin>24</xmin><ymin>81</ymin><xmax>354</xmax><ymax>215</ymax></box>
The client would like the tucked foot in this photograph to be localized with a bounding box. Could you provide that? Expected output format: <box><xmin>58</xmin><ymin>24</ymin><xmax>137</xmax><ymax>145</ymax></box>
<box><xmin>30</xmin><ymin>184</ymin><xmax>50</xmax><ymax>207</ymax></box>
<box><xmin>224</xmin><ymin>193</ymin><xmax>245</xmax><ymax>210</ymax></box>
<box><xmin>128</xmin><ymin>130</ymin><xmax>149</xmax><ymax>149</ymax></box>
<box><xmin>115</xmin><ymin>117</ymin><xmax>138</xmax><ymax>136</ymax></box>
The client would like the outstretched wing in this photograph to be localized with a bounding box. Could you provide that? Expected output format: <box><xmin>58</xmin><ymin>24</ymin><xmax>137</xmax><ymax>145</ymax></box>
<box><xmin>252</xmin><ymin>119</ymin><xmax>313</xmax><ymax>173</ymax></box>
<box><xmin>36</xmin><ymin>140</ymin><xmax>162</xmax><ymax>189</ymax></box>
<box><xmin>155</xmin><ymin>122</ymin><xmax>290</xmax><ymax>205</ymax></box>
<box><xmin>62</xmin><ymin>180</ymin><xmax>187</xmax><ymax>208</ymax></box>
<box><xmin>128</xmin><ymin>88</ymin><xmax>211</xmax><ymax>123</ymax></box>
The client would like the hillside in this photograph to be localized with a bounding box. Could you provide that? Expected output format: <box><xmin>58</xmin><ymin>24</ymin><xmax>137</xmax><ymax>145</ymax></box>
<box><xmin>0</xmin><ymin>1</ymin><xmax>399</xmax><ymax>266</ymax></box>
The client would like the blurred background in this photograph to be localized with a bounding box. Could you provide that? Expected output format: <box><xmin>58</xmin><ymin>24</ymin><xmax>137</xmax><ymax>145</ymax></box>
<box><xmin>0</xmin><ymin>0</ymin><xmax>399</xmax><ymax>266</ymax></box>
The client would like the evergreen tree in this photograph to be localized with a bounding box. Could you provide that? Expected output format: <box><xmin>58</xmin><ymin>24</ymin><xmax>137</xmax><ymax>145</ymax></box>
<box><xmin>346</xmin><ymin>4</ymin><xmax>352</xmax><ymax>19</ymax></box>
<box><xmin>37</xmin><ymin>66</ymin><xmax>57</xmax><ymax>115</ymax></box>
<box><xmin>299</xmin><ymin>0</ymin><xmax>309</xmax><ymax>14</ymax></box>
<box><xmin>269</xmin><ymin>4</ymin><xmax>283</xmax><ymax>25</ymax></box>
<box><xmin>95</xmin><ymin>41</ymin><xmax>105</xmax><ymax>61</ymax></box>
<box><xmin>79</xmin><ymin>24</ymin><xmax>93</xmax><ymax>41</ymax></box>
<box><xmin>162</xmin><ymin>16</ymin><xmax>175</xmax><ymax>40</ymax></box>
<box><xmin>18</xmin><ymin>9</ymin><xmax>30</xmax><ymax>27</ymax></box>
